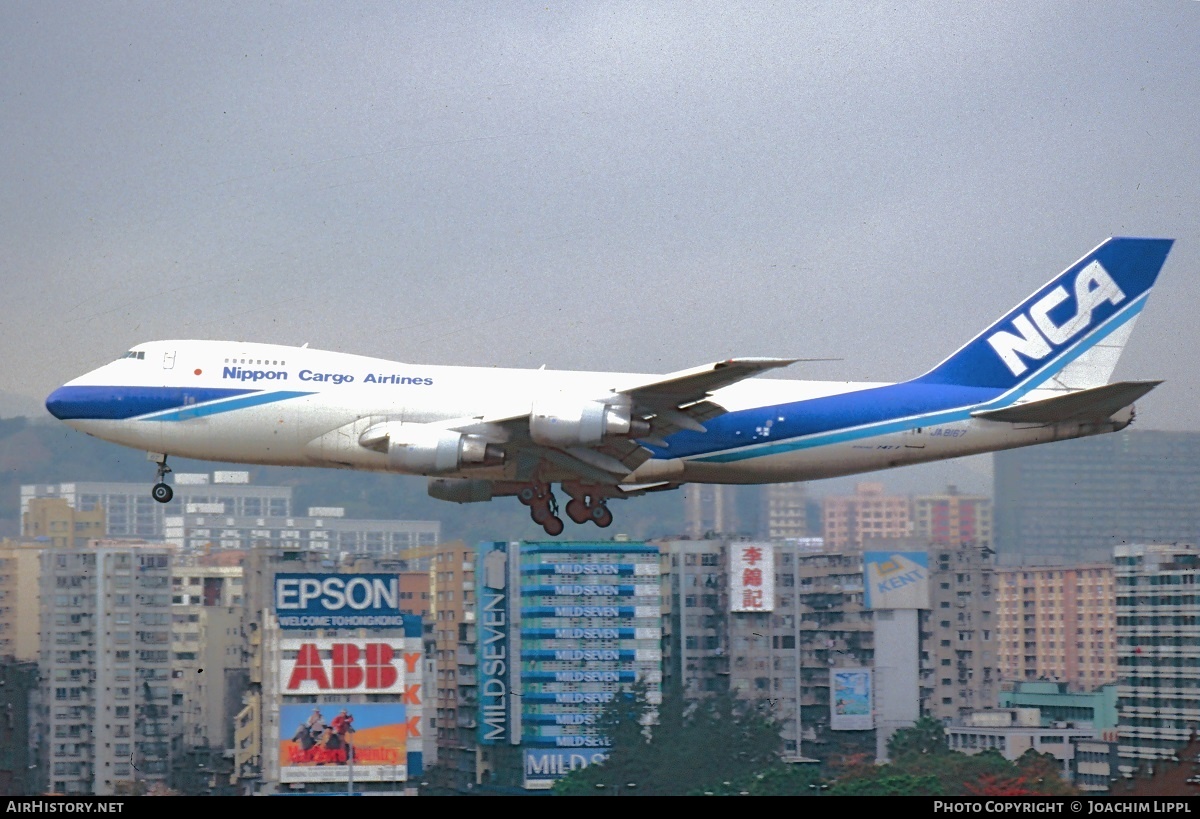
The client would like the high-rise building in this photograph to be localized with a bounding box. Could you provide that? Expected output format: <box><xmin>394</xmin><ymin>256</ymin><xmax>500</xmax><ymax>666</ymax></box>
<box><xmin>994</xmin><ymin>564</ymin><xmax>1116</xmax><ymax>690</ymax></box>
<box><xmin>793</xmin><ymin>547</ymin><xmax>875</xmax><ymax>757</ymax></box>
<box><xmin>684</xmin><ymin>484</ymin><xmax>740</xmax><ymax>538</ymax></box>
<box><xmin>21</xmin><ymin>473</ymin><xmax>290</xmax><ymax>539</ymax></box>
<box><xmin>822</xmin><ymin>482</ymin><xmax>911</xmax><ymax>551</ymax></box>
<box><xmin>23</xmin><ymin>474</ymin><xmax>440</xmax><ymax>561</ymax></box>
<box><xmin>22</xmin><ymin>498</ymin><xmax>104</xmax><ymax>548</ymax></box>
<box><xmin>474</xmin><ymin>540</ymin><xmax>662</xmax><ymax>791</ymax></box>
<box><xmin>660</xmin><ymin>538</ymin><xmax>811</xmax><ymax>758</ymax></box>
<box><xmin>164</xmin><ymin>505</ymin><xmax>440</xmax><ymax>559</ymax></box>
<box><xmin>169</xmin><ymin>560</ymin><xmax>247</xmax><ymax>758</ymax></box>
<box><xmin>763</xmin><ymin>482</ymin><xmax>809</xmax><ymax>541</ymax></box>
<box><xmin>428</xmin><ymin>540</ymin><xmax>478</xmax><ymax>793</ymax></box>
<box><xmin>38</xmin><ymin>540</ymin><xmax>174</xmax><ymax>796</ymax></box>
<box><xmin>0</xmin><ymin>658</ymin><xmax>40</xmax><ymax>796</ymax></box>
<box><xmin>1114</xmin><ymin>543</ymin><xmax>1200</xmax><ymax>777</ymax></box>
<box><xmin>912</xmin><ymin>486</ymin><xmax>992</xmax><ymax>549</ymax></box>
<box><xmin>236</xmin><ymin>548</ymin><xmax>427</xmax><ymax>795</ymax></box>
<box><xmin>923</xmin><ymin>543</ymin><xmax>999</xmax><ymax>723</ymax></box>
<box><xmin>994</xmin><ymin>431</ymin><xmax>1200</xmax><ymax>564</ymax></box>
<box><xmin>0</xmin><ymin>539</ymin><xmax>45</xmax><ymax>661</ymax></box>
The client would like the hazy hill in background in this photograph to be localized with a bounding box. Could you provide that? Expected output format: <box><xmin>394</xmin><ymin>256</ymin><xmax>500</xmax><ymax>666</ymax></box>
<box><xmin>0</xmin><ymin>414</ymin><xmax>991</xmax><ymax>544</ymax></box>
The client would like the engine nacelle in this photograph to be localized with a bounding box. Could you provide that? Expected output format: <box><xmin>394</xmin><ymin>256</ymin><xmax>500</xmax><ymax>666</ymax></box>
<box><xmin>529</xmin><ymin>397</ymin><xmax>651</xmax><ymax>447</ymax></box>
<box><xmin>359</xmin><ymin>422</ymin><xmax>505</xmax><ymax>474</ymax></box>
<box><xmin>428</xmin><ymin>477</ymin><xmax>495</xmax><ymax>504</ymax></box>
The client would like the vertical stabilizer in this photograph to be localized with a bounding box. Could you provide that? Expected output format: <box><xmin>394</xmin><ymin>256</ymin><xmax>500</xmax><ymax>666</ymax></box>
<box><xmin>913</xmin><ymin>237</ymin><xmax>1173</xmax><ymax>395</ymax></box>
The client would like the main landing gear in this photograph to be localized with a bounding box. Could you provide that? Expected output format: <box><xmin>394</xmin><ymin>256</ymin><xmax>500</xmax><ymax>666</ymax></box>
<box><xmin>518</xmin><ymin>481</ymin><xmax>614</xmax><ymax>536</ymax></box>
<box><xmin>149</xmin><ymin>453</ymin><xmax>173</xmax><ymax>504</ymax></box>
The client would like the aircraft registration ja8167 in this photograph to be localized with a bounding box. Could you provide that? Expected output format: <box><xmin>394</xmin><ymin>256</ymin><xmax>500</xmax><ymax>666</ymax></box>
<box><xmin>47</xmin><ymin>237</ymin><xmax>1174</xmax><ymax>536</ymax></box>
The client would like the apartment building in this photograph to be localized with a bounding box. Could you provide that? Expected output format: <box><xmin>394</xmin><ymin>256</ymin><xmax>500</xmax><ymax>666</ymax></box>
<box><xmin>39</xmin><ymin>541</ymin><xmax>174</xmax><ymax>795</ymax></box>
<box><xmin>994</xmin><ymin>564</ymin><xmax>1116</xmax><ymax>690</ymax></box>
<box><xmin>912</xmin><ymin>486</ymin><xmax>992</xmax><ymax>549</ymax></box>
<box><xmin>22</xmin><ymin>498</ymin><xmax>104</xmax><ymax>549</ymax></box>
<box><xmin>923</xmin><ymin>543</ymin><xmax>998</xmax><ymax>723</ymax></box>
<box><xmin>822</xmin><ymin>482</ymin><xmax>911</xmax><ymax>551</ymax></box>
<box><xmin>1114</xmin><ymin>543</ymin><xmax>1200</xmax><ymax>777</ymax></box>
<box><xmin>0</xmin><ymin>539</ymin><xmax>44</xmax><ymax>661</ymax></box>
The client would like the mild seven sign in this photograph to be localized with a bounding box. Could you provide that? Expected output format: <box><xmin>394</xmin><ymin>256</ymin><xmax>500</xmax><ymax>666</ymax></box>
<box><xmin>274</xmin><ymin>573</ymin><xmax>406</xmax><ymax>630</ymax></box>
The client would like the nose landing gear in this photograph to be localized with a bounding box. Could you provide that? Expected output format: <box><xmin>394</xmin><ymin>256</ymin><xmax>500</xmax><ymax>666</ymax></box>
<box><xmin>149</xmin><ymin>453</ymin><xmax>173</xmax><ymax>504</ymax></box>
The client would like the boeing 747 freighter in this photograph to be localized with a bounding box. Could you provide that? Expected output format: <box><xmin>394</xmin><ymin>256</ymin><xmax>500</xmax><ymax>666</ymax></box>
<box><xmin>46</xmin><ymin>237</ymin><xmax>1174</xmax><ymax>535</ymax></box>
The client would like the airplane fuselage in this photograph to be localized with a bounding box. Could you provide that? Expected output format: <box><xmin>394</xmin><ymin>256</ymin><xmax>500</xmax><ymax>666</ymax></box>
<box><xmin>47</xmin><ymin>339</ymin><xmax>1128</xmax><ymax>489</ymax></box>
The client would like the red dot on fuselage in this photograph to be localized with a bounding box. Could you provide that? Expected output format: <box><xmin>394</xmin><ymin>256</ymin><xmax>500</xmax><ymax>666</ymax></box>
<box><xmin>194</xmin><ymin>369</ymin><xmax>202</xmax><ymax>375</ymax></box>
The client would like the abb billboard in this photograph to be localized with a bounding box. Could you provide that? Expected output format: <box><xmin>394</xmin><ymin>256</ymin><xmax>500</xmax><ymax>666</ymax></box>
<box><xmin>281</xmin><ymin>638</ymin><xmax>422</xmax><ymax>697</ymax></box>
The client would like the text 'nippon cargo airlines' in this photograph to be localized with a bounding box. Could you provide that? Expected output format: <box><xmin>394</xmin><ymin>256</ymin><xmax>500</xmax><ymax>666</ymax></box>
<box><xmin>46</xmin><ymin>237</ymin><xmax>1174</xmax><ymax>536</ymax></box>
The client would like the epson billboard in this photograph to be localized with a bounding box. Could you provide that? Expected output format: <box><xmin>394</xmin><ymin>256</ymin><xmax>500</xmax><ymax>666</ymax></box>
<box><xmin>274</xmin><ymin>573</ymin><xmax>409</xmax><ymax>630</ymax></box>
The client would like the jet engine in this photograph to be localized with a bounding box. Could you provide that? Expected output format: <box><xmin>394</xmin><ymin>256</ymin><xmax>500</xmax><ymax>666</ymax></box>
<box><xmin>359</xmin><ymin>422</ymin><xmax>504</xmax><ymax>474</ymax></box>
<box><xmin>529</xmin><ymin>397</ymin><xmax>650</xmax><ymax>447</ymax></box>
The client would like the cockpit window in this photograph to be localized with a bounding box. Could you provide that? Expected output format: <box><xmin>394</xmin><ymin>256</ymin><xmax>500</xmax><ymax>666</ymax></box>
<box><xmin>120</xmin><ymin>351</ymin><xmax>146</xmax><ymax>360</ymax></box>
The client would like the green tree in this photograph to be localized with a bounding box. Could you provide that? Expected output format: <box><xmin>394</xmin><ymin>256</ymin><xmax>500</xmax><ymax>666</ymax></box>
<box><xmin>553</xmin><ymin>678</ymin><xmax>785</xmax><ymax>796</ymax></box>
<box><xmin>887</xmin><ymin>716</ymin><xmax>951</xmax><ymax>759</ymax></box>
<box><xmin>831</xmin><ymin>773</ymin><xmax>942</xmax><ymax>796</ymax></box>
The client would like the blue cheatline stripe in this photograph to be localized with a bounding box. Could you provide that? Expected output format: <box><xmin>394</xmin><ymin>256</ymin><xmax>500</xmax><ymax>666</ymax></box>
<box><xmin>138</xmin><ymin>390</ymin><xmax>316</xmax><ymax>421</ymax></box>
<box><xmin>682</xmin><ymin>293</ymin><xmax>1147</xmax><ymax>465</ymax></box>
<box><xmin>45</xmin><ymin>386</ymin><xmax>257</xmax><ymax>421</ymax></box>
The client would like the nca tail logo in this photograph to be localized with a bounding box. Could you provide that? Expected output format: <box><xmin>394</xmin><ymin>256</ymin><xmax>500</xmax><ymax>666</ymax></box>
<box><xmin>987</xmin><ymin>260</ymin><xmax>1125</xmax><ymax>377</ymax></box>
<box><xmin>281</xmin><ymin>639</ymin><xmax>422</xmax><ymax>696</ymax></box>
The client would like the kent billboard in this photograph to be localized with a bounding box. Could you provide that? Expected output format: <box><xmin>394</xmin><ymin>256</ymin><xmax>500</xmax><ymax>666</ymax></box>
<box><xmin>862</xmin><ymin>551</ymin><xmax>930</xmax><ymax>610</ymax></box>
<box><xmin>274</xmin><ymin>573</ymin><xmax>413</xmax><ymax>630</ymax></box>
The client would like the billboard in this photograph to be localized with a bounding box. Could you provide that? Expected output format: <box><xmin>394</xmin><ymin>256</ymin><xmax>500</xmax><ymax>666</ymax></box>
<box><xmin>863</xmin><ymin>551</ymin><xmax>930</xmax><ymax>610</ymax></box>
<box><xmin>478</xmin><ymin>542</ymin><xmax>514</xmax><ymax>746</ymax></box>
<box><xmin>280</xmin><ymin>638</ymin><xmax>422</xmax><ymax>696</ymax></box>
<box><xmin>730</xmin><ymin>542</ymin><xmax>774</xmax><ymax>612</ymax></box>
<box><xmin>278</xmin><ymin>703</ymin><xmax>420</xmax><ymax>783</ymax></box>
<box><xmin>274</xmin><ymin>573</ymin><xmax>410</xmax><ymax>629</ymax></box>
<box><xmin>523</xmin><ymin>748</ymin><xmax>608</xmax><ymax>790</ymax></box>
<box><xmin>830</xmin><ymin>668</ymin><xmax>873</xmax><ymax>731</ymax></box>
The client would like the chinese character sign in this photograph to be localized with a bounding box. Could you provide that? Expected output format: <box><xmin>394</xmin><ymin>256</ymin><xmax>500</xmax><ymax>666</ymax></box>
<box><xmin>730</xmin><ymin>542</ymin><xmax>775</xmax><ymax>613</ymax></box>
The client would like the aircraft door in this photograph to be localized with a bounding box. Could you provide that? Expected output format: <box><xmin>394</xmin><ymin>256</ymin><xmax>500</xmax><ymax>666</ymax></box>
<box><xmin>162</xmin><ymin>350</ymin><xmax>176</xmax><ymax>370</ymax></box>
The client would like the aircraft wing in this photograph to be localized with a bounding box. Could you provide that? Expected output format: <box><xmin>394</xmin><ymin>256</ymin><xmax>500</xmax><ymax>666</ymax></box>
<box><xmin>452</xmin><ymin>357</ymin><xmax>796</xmax><ymax>483</ymax></box>
<box><xmin>613</xmin><ymin>357</ymin><xmax>798</xmax><ymax>412</ymax></box>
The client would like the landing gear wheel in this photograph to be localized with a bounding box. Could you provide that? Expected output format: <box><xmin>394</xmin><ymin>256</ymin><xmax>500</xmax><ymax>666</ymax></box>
<box><xmin>151</xmin><ymin>482</ymin><xmax>174</xmax><ymax>504</ymax></box>
<box><xmin>531</xmin><ymin>504</ymin><xmax>551</xmax><ymax>524</ymax></box>
<box><xmin>591</xmin><ymin>504</ymin><xmax>613</xmax><ymax>528</ymax></box>
<box><xmin>542</xmin><ymin>515</ymin><xmax>564</xmax><ymax>536</ymax></box>
<box><xmin>518</xmin><ymin>487</ymin><xmax>537</xmax><ymax>505</ymax></box>
<box><xmin>565</xmin><ymin>498</ymin><xmax>590</xmax><ymax>524</ymax></box>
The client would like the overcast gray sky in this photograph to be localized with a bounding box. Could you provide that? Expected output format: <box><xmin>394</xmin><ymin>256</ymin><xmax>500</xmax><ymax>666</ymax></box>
<box><xmin>3</xmin><ymin>2</ymin><xmax>1198</xmax><ymax>438</ymax></box>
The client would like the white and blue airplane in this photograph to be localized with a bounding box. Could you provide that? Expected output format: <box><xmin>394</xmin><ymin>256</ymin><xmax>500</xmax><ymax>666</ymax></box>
<box><xmin>46</xmin><ymin>237</ymin><xmax>1174</xmax><ymax>536</ymax></box>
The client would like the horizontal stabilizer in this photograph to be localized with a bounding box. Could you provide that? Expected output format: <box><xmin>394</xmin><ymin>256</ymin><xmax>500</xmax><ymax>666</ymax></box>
<box><xmin>971</xmin><ymin>380</ymin><xmax>1162</xmax><ymax>424</ymax></box>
